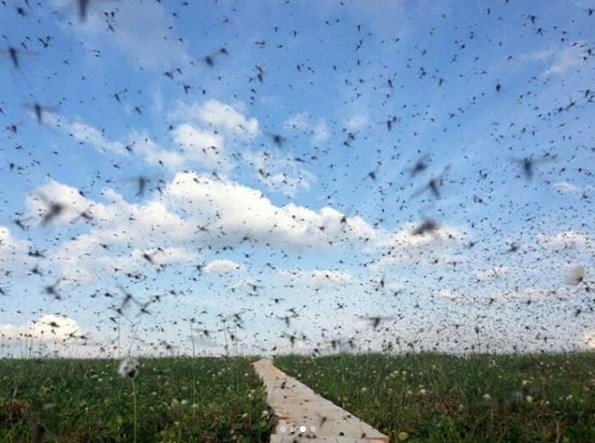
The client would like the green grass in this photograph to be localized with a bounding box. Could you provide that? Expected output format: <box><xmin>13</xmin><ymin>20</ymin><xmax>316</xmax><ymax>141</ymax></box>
<box><xmin>275</xmin><ymin>352</ymin><xmax>595</xmax><ymax>442</ymax></box>
<box><xmin>0</xmin><ymin>357</ymin><xmax>273</xmax><ymax>442</ymax></box>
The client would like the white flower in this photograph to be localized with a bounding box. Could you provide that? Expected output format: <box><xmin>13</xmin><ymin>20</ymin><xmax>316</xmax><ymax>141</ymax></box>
<box><xmin>118</xmin><ymin>358</ymin><xmax>140</xmax><ymax>378</ymax></box>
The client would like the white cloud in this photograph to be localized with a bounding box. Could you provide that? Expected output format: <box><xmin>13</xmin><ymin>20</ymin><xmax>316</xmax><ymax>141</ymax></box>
<box><xmin>515</xmin><ymin>48</ymin><xmax>554</xmax><ymax>63</ymax></box>
<box><xmin>53</xmin><ymin>100</ymin><xmax>256</xmax><ymax>172</ymax></box>
<box><xmin>58</xmin><ymin>117</ymin><xmax>229</xmax><ymax>171</ymax></box>
<box><xmin>131</xmin><ymin>131</ymin><xmax>186</xmax><ymax>170</ymax></box>
<box><xmin>285</xmin><ymin>112</ymin><xmax>310</xmax><ymax>131</ymax></box>
<box><xmin>163</xmin><ymin>171</ymin><xmax>379</xmax><ymax>248</ymax></box>
<box><xmin>51</xmin><ymin>0</ymin><xmax>189</xmax><ymax>70</ymax></box>
<box><xmin>553</xmin><ymin>181</ymin><xmax>593</xmax><ymax>194</ymax></box>
<box><xmin>0</xmin><ymin>314</ymin><xmax>106</xmax><ymax>358</ymax></box>
<box><xmin>0</xmin><ymin>226</ymin><xmax>35</xmax><ymax>278</ymax></box>
<box><xmin>204</xmin><ymin>259</ymin><xmax>243</xmax><ymax>274</ymax></box>
<box><xmin>538</xmin><ymin>230</ymin><xmax>590</xmax><ymax>249</ymax></box>
<box><xmin>172</xmin><ymin>124</ymin><xmax>229</xmax><ymax>170</ymax></box>
<box><xmin>173</xmin><ymin>123</ymin><xmax>229</xmax><ymax>169</ymax></box>
<box><xmin>170</xmin><ymin>100</ymin><xmax>259</xmax><ymax>139</ymax></box>
<box><xmin>284</xmin><ymin>112</ymin><xmax>330</xmax><ymax>145</ymax></box>
<box><xmin>0</xmin><ymin>226</ymin><xmax>29</xmax><ymax>259</ymax></box>
<box><xmin>433</xmin><ymin>288</ymin><xmax>465</xmax><ymax>300</ymax></box>
<box><xmin>29</xmin><ymin>174</ymin><xmax>379</xmax><ymax>283</ymax></box>
<box><xmin>370</xmin><ymin>223</ymin><xmax>468</xmax><ymax>270</ymax></box>
<box><xmin>30</xmin><ymin>180</ymin><xmax>191</xmax><ymax>282</ymax></box>
<box><xmin>279</xmin><ymin>268</ymin><xmax>354</xmax><ymax>285</ymax></box>
<box><xmin>243</xmin><ymin>150</ymin><xmax>314</xmax><ymax>196</ymax></box>
<box><xmin>151</xmin><ymin>247</ymin><xmax>198</xmax><ymax>266</ymax></box>
<box><xmin>0</xmin><ymin>314</ymin><xmax>82</xmax><ymax>341</ymax></box>
<box><xmin>25</xmin><ymin>180</ymin><xmax>94</xmax><ymax>226</ymax></box>
<box><xmin>312</xmin><ymin>121</ymin><xmax>330</xmax><ymax>144</ymax></box>
<box><xmin>474</xmin><ymin>266</ymin><xmax>510</xmax><ymax>282</ymax></box>
<box><xmin>554</xmin><ymin>181</ymin><xmax>581</xmax><ymax>193</ymax></box>
<box><xmin>195</xmin><ymin>100</ymin><xmax>259</xmax><ymax>138</ymax></box>
<box><xmin>542</xmin><ymin>41</ymin><xmax>591</xmax><ymax>77</ymax></box>
<box><xmin>379</xmin><ymin>223</ymin><xmax>467</xmax><ymax>248</ymax></box>
<box><xmin>66</xmin><ymin>120</ymin><xmax>127</xmax><ymax>154</ymax></box>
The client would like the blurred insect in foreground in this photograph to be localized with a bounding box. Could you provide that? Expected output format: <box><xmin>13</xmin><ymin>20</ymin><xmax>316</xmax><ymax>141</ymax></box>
<box><xmin>24</xmin><ymin>102</ymin><xmax>58</xmax><ymax>124</ymax></box>
<box><xmin>511</xmin><ymin>154</ymin><xmax>555</xmax><ymax>180</ymax></box>
<box><xmin>1</xmin><ymin>46</ymin><xmax>36</xmax><ymax>69</ymax></box>
<box><xmin>204</xmin><ymin>47</ymin><xmax>228</xmax><ymax>67</ymax></box>
<box><xmin>34</xmin><ymin>194</ymin><xmax>66</xmax><ymax>226</ymax></box>
<box><xmin>407</xmin><ymin>154</ymin><xmax>430</xmax><ymax>177</ymax></box>
<box><xmin>75</xmin><ymin>0</ymin><xmax>118</xmax><ymax>22</ymax></box>
<box><xmin>360</xmin><ymin>316</ymin><xmax>395</xmax><ymax>330</ymax></box>
<box><xmin>412</xmin><ymin>218</ymin><xmax>439</xmax><ymax>236</ymax></box>
<box><xmin>412</xmin><ymin>165</ymin><xmax>451</xmax><ymax>199</ymax></box>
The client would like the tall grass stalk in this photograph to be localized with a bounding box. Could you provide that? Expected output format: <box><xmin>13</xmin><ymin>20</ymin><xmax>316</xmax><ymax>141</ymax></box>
<box><xmin>131</xmin><ymin>377</ymin><xmax>137</xmax><ymax>443</ymax></box>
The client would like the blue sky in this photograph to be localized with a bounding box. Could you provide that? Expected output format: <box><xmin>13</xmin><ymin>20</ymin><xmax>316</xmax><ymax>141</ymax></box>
<box><xmin>0</xmin><ymin>0</ymin><xmax>594</xmax><ymax>357</ymax></box>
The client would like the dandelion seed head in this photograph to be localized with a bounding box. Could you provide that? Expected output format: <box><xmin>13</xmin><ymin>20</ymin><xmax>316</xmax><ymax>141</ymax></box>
<box><xmin>567</xmin><ymin>265</ymin><xmax>585</xmax><ymax>285</ymax></box>
<box><xmin>118</xmin><ymin>358</ymin><xmax>140</xmax><ymax>379</ymax></box>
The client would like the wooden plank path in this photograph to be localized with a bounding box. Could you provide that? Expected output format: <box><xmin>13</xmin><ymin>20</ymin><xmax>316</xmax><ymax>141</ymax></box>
<box><xmin>253</xmin><ymin>359</ymin><xmax>389</xmax><ymax>443</ymax></box>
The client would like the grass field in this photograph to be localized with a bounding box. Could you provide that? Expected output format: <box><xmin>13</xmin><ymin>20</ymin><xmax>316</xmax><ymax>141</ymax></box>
<box><xmin>2</xmin><ymin>353</ymin><xmax>593</xmax><ymax>442</ymax></box>
<box><xmin>0</xmin><ymin>357</ymin><xmax>273</xmax><ymax>442</ymax></box>
<box><xmin>275</xmin><ymin>352</ymin><xmax>595</xmax><ymax>442</ymax></box>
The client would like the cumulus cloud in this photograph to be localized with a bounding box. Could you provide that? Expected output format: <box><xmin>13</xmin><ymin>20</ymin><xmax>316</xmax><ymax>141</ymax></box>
<box><xmin>370</xmin><ymin>222</ymin><xmax>468</xmax><ymax>270</ymax></box>
<box><xmin>285</xmin><ymin>112</ymin><xmax>310</xmax><ymax>131</ymax></box>
<box><xmin>433</xmin><ymin>288</ymin><xmax>466</xmax><ymax>301</ymax></box>
<box><xmin>52</xmin><ymin>99</ymin><xmax>259</xmax><ymax>173</ymax></box>
<box><xmin>26</xmin><ymin>179</ymin><xmax>94</xmax><ymax>226</ymax></box>
<box><xmin>57</xmin><ymin>117</ymin><xmax>231</xmax><ymax>171</ymax></box>
<box><xmin>0</xmin><ymin>226</ymin><xmax>35</xmax><ymax>279</ymax></box>
<box><xmin>194</xmin><ymin>100</ymin><xmax>259</xmax><ymax>138</ymax></box>
<box><xmin>0</xmin><ymin>314</ymin><xmax>82</xmax><ymax>341</ymax></box>
<box><xmin>474</xmin><ymin>266</ymin><xmax>510</xmax><ymax>282</ymax></box>
<box><xmin>28</xmin><ymin>173</ymin><xmax>380</xmax><ymax>283</ymax></box>
<box><xmin>204</xmin><ymin>259</ymin><xmax>243</xmax><ymax>274</ymax></box>
<box><xmin>170</xmin><ymin>100</ymin><xmax>259</xmax><ymax>139</ymax></box>
<box><xmin>130</xmin><ymin>131</ymin><xmax>186</xmax><ymax>170</ymax></box>
<box><xmin>172</xmin><ymin>124</ymin><xmax>229</xmax><ymax>170</ymax></box>
<box><xmin>344</xmin><ymin>114</ymin><xmax>369</xmax><ymax>132</ymax></box>
<box><xmin>163</xmin><ymin>171</ymin><xmax>379</xmax><ymax>248</ymax></box>
<box><xmin>65</xmin><ymin>120</ymin><xmax>128</xmax><ymax>155</ymax></box>
<box><xmin>64</xmin><ymin>99</ymin><xmax>259</xmax><ymax>172</ymax></box>
<box><xmin>284</xmin><ymin>112</ymin><xmax>330</xmax><ymax>145</ymax></box>
<box><xmin>243</xmin><ymin>150</ymin><xmax>315</xmax><ymax>196</ymax></box>
<box><xmin>554</xmin><ymin>181</ymin><xmax>582</xmax><ymax>194</ymax></box>
<box><xmin>378</xmin><ymin>222</ymin><xmax>467</xmax><ymax>248</ymax></box>
<box><xmin>0</xmin><ymin>314</ymin><xmax>106</xmax><ymax>358</ymax></box>
<box><xmin>538</xmin><ymin>230</ymin><xmax>591</xmax><ymax>250</ymax></box>
<box><xmin>51</xmin><ymin>0</ymin><xmax>189</xmax><ymax>70</ymax></box>
<box><xmin>279</xmin><ymin>268</ymin><xmax>354</xmax><ymax>285</ymax></box>
<box><xmin>28</xmin><ymin>180</ymin><xmax>190</xmax><ymax>282</ymax></box>
<box><xmin>0</xmin><ymin>226</ymin><xmax>29</xmax><ymax>259</ymax></box>
<box><xmin>542</xmin><ymin>41</ymin><xmax>591</xmax><ymax>77</ymax></box>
